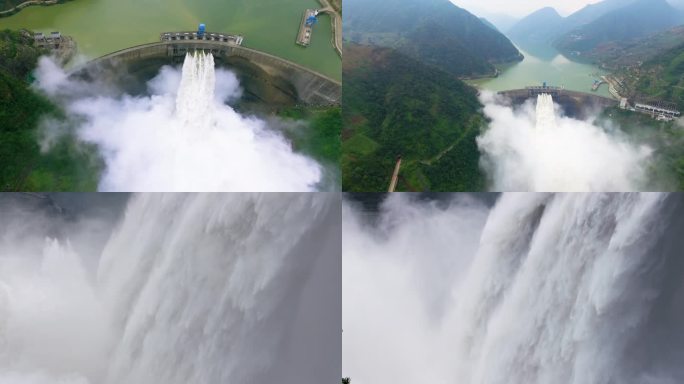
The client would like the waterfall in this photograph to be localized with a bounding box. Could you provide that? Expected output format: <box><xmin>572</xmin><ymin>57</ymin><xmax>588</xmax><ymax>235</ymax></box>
<box><xmin>343</xmin><ymin>193</ymin><xmax>684</xmax><ymax>384</ymax></box>
<box><xmin>453</xmin><ymin>193</ymin><xmax>684</xmax><ymax>384</ymax></box>
<box><xmin>0</xmin><ymin>193</ymin><xmax>340</xmax><ymax>384</ymax></box>
<box><xmin>535</xmin><ymin>93</ymin><xmax>556</xmax><ymax>130</ymax></box>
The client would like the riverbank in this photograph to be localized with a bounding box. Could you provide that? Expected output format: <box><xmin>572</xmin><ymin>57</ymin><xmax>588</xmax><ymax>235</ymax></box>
<box><xmin>0</xmin><ymin>0</ymin><xmax>64</xmax><ymax>17</ymax></box>
<box><xmin>469</xmin><ymin>41</ymin><xmax>613</xmax><ymax>98</ymax></box>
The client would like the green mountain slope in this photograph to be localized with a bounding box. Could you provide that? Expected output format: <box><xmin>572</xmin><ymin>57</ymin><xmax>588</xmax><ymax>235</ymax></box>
<box><xmin>508</xmin><ymin>7</ymin><xmax>564</xmax><ymax>43</ymax></box>
<box><xmin>634</xmin><ymin>42</ymin><xmax>684</xmax><ymax>108</ymax></box>
<box><xmin>342</xmin><ymin>43</ymin><xmax>486</xmax><ymax>192</ymax></box>
<box><xmin>561</xmin><ymin>0</ymin><xmax>636</xmax><ymax>31</ymax></box>
<box><xmin>507</xmin><ymin>0</ymin><xmax>635</xmax><ymax>44</ymax></box>
<box><xmin>344</xmin><ymin>0</ymin><xmax>522</xmax><ymax>78</ymax></box>
<box><xmin>0</xmin><ymin>29</ymin><xmax>101</xmax><ymax>191</ymax></box>
<box><xmin>556</xmin><ymin>0</ymin><xmax>684</xmax><ymax>54</ymax></box>
<box><xmin>583</xmin><ymin>26</ymin><xmax>684</xmax><ymax>69</ymax></box>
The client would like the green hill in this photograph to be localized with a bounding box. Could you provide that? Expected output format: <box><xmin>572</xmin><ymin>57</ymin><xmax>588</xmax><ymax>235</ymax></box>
<box><xmin>582</xmin><ymin>26</ymin><xmax>684</xmax><ymax>69</ymax></box>
<box><xmin>0</xmin><ymin>29</ymin><xmax>101</xmax><ymax>191</ymax></box>
<box><xmin>342</xmin><ymin>43</ymin><xmax>486</xmax><ymax>192</ymax></box>
<box><xmin>556</xmin><ymin>0</ymin><xmax>684</xmax><ymax>54</ymax></box>
<box><xmin>507</xmin><ymin>0</ymin><xmax>635</xmax><ymax>44</ymax></box>
<box><xmin>560</xmin><ymin>0</ymin><xmax>636</xmax><ymax>33</ymax></box>
<box><xmin>508</xmin><ymin>7</ymin><xmax>564</xmax><ymax>43</ymax></box>
<box><xmin>344</xmin><ymin>0</ymin><xmax>522</xmax><ymax>78</ymax></box>
<box><xmin>634</xmin><ymin>42</ymin><xmax>684</xmax><ymax>109</ymax></box>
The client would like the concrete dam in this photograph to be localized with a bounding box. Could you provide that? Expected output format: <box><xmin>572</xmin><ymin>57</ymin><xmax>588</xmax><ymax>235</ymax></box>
<box><xmin>498</xmin><ymin>87</ymin><xmax>618</xmax><ymax>118</ymax></box>
<box><xmin>70</xmin><ymin>37</ymin><xmax>341</xmax><ymax>106</ymax></box>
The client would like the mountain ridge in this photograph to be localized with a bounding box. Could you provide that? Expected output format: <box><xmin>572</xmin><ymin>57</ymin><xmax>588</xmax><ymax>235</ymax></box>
<box><xmin>344</xmin><ymin>0</ymin><xmax>522</xmax><ymax>78</ymax></box>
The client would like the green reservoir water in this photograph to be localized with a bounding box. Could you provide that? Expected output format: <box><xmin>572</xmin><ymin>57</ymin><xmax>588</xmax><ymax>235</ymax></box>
<box><xmin>470</xmin><ymin>40</ymin><xmax>612</xmax><ymax>98</ymax></box>
<box><xmin>0</xmin><ymin>0</ymin><xmax>340</xmax><ymax>80</ymax></box>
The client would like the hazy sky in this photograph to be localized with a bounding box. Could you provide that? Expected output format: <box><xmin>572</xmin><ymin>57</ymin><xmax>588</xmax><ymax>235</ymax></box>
<box><xmin>451</xmin><ymin>0</ymin><xmax>603</xmax><ymax>18</ymax></box>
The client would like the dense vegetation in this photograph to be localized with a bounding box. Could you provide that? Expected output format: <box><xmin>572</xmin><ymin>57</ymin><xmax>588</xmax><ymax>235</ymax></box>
<box><xmin>342</xmin><ymin>44</ymin><xmax>486</xmax><ymax>192</ymax></box>
<box><xmin>344</xmin><ymin>0</ymin><xmax>521</xmax><ymax>78</ymax></box>
<box><xmin>632</xmin><ymin>43</ymin><xmax>684</xmax><ymax>109</ymax></box>
<box><xmin>278</xmin><ymin>106</ymin><xmax>341</xmax><ymax>188</ymax></box>
<box><xmin>596</xmin><ymin>107</ymin><xmax>684</xmax><ymax>190</ymax></box>
<box><xmin>0</xmin><ymin>29</ymin><xmax>101</xmax><ymax>191</ymax></box>
<box><xmin>508</xmin><ymin>0</ymin><xmax>634</xmax><ymax>44</ymax></box>
<box><xmin>582</xmin><ymin>26</ymin><xmax>684</xmax><ymax>69</ymax></box>
<box><xmin>584</xmin><ymin>27</ymin><xmax>684</xmax><ymax>110</ymax></box>
<box><xmin>509</xmin><ymin>0</ymin><xmax>683</xmax><ymax>54</ymax></box>
<box><xmin>0</xmin><ymin>0</ymin><xmax>70</xmax><ymax>15</ymax></box>
<box><xmin>279</xmin><ymin>106</ymin><xmax>341</xmax><ymax>164</ymax></box>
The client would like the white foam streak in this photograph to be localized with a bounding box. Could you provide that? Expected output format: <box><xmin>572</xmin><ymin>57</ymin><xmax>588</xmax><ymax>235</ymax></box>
<box><xmin>176</xmin><ymin>52</ymin><xmax>216</xmax><ymax>127</ymax></box>
<box><xmin>535</xmin><ymin>93</ymin><xmax>556</xmax><ymax>129</ymax></box>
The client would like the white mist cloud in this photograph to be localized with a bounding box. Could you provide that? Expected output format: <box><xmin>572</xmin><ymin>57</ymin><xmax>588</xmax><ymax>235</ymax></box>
<box><xmin>342</xmin><ymin>194</ymin><xmax>491</xmax><ymax>384</ymax></box>
<box><xmin>33</xmin><ymin>55</ymin><xmax>322</xmax><ymax>192</ymax></box>
<box><xmin>343</xmin><ymin>193</ymin><xmax>684</xmax><ymax>384</ymax></box>
<box><xmin>477</xmin><ymin>92</ymin><xmax>652</xmax><ymax>191</ymax></box>
<box><xmin>0</xmin><ymin>193</ymin><xmax>341</xmax><ymax>384</ymax></box>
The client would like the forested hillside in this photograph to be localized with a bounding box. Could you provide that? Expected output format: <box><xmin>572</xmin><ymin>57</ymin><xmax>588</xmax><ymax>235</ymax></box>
<box><xmin>0</xmin><ymin>29</ymin><xmax>101</xmax><ymax>191</ymax></box>
<box><xmin>555</xmin><ymin>0</ymin><xmax>684</xmax><ymax>54</ymax></box>
<box><xmin>342</xmin><ymin>44</ymin><xmax>486</xmax><ymax>192</ymax></box>
<box><xmin>344</xmin><ymin>0</ymin><xmax>522</xmax><ymax>78</ymax></box>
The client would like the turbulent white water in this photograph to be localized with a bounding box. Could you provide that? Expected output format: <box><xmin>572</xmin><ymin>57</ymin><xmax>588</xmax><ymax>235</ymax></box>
<box><xmin>34</xmin><ymin>53</ymin><xmax>323</xmax><ymax>191</ymax></box>
<box><xmin>343</xmin><ymin>193</ymin><xmax>684</xmax><ymax>384</ymax></box>
<box><xmin>0</xmin><ymin>193</ymin><xmax>340</xmax><ymax>384</ymax></box>
<box><xmin>535</xmin><ymin>93</ymin><xmax>556</xmax><ymax>129</ymax></box>
<box><xmin>477</xmin><ymin>92</ymin><xmax>652</xmax><ymax>191</ymax></box>
<box><xmin>176</xmin><ymin>52</ymin><xmax>216</xmax><ymax>127</ymax></box>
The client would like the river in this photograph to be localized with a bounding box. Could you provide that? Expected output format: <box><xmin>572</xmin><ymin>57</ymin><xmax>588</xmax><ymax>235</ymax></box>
<box><xmin>470</xmin><ymin>39</ymin><xmax>612</xmax><ymax>98</ymax></box>
<box><xmin>0</xmin><ymin>0</ymin><xmax>340</xmax><ymax>79</ymax></box>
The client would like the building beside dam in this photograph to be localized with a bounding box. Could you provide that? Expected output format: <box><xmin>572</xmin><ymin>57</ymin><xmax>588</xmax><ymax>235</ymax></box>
<box><xmin>28</xmin><ymin>30</ymin><xmax>76</xmax><ymax>63</ymax></box>
<box><xmin>634</xmin><ymin>101</ymin><xmax>681</xmax><ymax>121</ymax></box>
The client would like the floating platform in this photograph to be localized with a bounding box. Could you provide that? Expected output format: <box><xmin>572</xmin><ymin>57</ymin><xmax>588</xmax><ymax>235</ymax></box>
<box><xmin>296</xmin><ymin>9</ymin><xmax>317</xmax><ymax>46</ymax></box>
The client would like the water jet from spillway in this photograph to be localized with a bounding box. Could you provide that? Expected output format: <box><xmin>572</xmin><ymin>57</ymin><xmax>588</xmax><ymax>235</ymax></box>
<box><xmin>176</xmin><ymin>51</ymin><xmax>216</xmax><ymax>127</ymax></box>
<box><xmin>535</xmin><ymin>93</ymin><xmax>556</xmax><ymax>130</ymax></box>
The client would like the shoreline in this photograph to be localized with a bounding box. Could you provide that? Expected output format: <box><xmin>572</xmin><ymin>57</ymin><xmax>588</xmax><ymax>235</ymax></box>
<box><xmin>0</xmin><ymin>0</ymin><xmax>62</xmax><ymax>17</ymax></box>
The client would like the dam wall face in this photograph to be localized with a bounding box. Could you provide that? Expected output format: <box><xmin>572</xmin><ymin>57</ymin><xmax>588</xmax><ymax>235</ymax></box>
<box><xmin>498</xmin><ymin>89</ymin><xmax>618</xmax><ymax>119</ymax></box>
<box><xmin>74</xmin><ymin>41</ymin><xmax>341</xmax><ymax>105</ymax></box>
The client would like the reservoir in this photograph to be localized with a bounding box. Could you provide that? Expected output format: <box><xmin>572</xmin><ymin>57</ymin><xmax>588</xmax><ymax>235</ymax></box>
<box><xmin>470</xmin><ymin>39</ymin><xmax>612</xmax><ymax>98</ymax></box>
<box><xmin>0</xmin><ymin>0</ymin><xmax>341</xmax><ymax>80</ymax></box>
